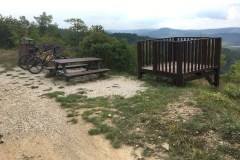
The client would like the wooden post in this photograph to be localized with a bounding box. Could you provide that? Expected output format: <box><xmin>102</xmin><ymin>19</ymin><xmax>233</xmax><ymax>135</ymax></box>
<box><xmin>214</xmin><ymin>37</ymin><xmax>222</xmax><ymax>87</ymax></box>
<box><xmin>153</xmin><ymin>41</ymin><xmax>157</xmax><ymax>74</ymax></box>
<box><xmin>175</xmin><ymin>42</ymin><xmax>184</xmax><ymax>86</ymax></box>
<box><xmin>137</xmin><ymin>41</ymin><xmax>143</xmax><ymax>79</ymax></box>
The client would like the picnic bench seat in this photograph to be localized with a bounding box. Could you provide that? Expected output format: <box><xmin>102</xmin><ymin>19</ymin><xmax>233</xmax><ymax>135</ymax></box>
<box><xmin>45</xmin><ymin>64</ymin><xmax>88</xmax><ymax>70</ymax></box>
<box><xmin>65</xmin><ymin>68</ymin><xmax>110</xmax><ymax>81</ymax></box>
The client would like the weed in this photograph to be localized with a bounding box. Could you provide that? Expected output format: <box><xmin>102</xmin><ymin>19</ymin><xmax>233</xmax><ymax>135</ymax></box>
<box><xmin>224</xmin><ymin>83</ymin><xmax>240</xmax><ymax>98</ymax></box>
<box><xmin>43</xmin><ymin>87</ymin><xmax>53</xmax><ymax>91</ymax></box>
<box><xmin>0</xmin><ymin>49</ymin><xmax>18</xmax><ymax>72</ymax></box>
<box><xmin>68</xmin><ymin>118</ymin><xmax>78</xmax><ymax>124</ymax></box>
<box><xmin>43</xmin><ymin>91</ymin><xmax>65</xmax><ymax>98</ymax></box>
<box><xmin>58</xmin><ymin>86</ymin><xmax>65</xmax><ymax>89</ymax></box>
<box><xmin>31</xmin><ymin>86</ymin><xmax>39</xmax><ymax>89</ymax></box>
<box><xmin>67</xmin><ymin>110</ymin><xmax>79</xmax><ymax>117</ymax></box>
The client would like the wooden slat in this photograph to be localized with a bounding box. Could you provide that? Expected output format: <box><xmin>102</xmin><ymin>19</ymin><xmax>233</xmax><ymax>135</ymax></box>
<box><xmin>46</xmin><ymin>64</ymin><xmax>88</xmax><ymax>70</ymax></box>
<box><xmin>51</xmin><ymin>57</ymin><xmax>102</xmax><ymax>64</ymax></box>
<box><xmin>211</xmin><ymin>39</ymin><xmax>215</xmax><ymax>66</ymax></box>
<box><xmin>65</xmin><ymin>69</ymin><xmax>110</xmax><ymax>78</ymax></box>
<box><xmin>187</xmin><ymin>41</ymin><xmax>190</xmax><ymax>73</ymax></box>
<box><xmin>164</xmin><ymin>42</ymin><xmax>168</xmax><ymax>72</ymax></box>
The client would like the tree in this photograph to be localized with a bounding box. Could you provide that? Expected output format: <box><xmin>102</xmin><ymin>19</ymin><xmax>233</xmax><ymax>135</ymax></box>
<box><xmin>90</xmin><ymin>25</ymin><xmax>105</xmax><ymax>33</ymax></box>
<box><xmin>79</xmin><ymin>31</ymin><xmax>132</xmax><ymax>71</ymax></box>
<box><xmin>34</xmin><ymin>12</ymin><xmax>53</xmax><ymax>36</ymax></box>
<box><xmin>65</xmin><ymin>18</ymin><xmax>88</xmax><ymax>46</ymax></box>
<box><xmin>0</xmin><ymin>15</ymin><xmax>15</xmax><ymax>48</ymax></box>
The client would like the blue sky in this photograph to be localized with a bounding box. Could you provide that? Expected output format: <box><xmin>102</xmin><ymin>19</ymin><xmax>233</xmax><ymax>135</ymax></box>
<box><xmin>1</xmin><ymin>0</ymin><xmax>240</xmax><ymax>30</ymax></box>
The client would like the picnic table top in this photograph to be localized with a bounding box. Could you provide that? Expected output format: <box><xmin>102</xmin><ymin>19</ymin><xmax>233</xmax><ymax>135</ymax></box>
<box><xmin>51</xmin><ymin>57</ymin><xmax>103</xmax><ymax>64</ymax></box>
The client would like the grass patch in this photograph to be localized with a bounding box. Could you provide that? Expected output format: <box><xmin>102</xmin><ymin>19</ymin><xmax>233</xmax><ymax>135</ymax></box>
<box><xmin>0</xmin><ymin>49</ymin><xmax>18</xmax><ymax>72</ymax></box>
<box><xmin>31</xmin><ymin>86</ymin><xmax>39</xmax><ymax>89</ymax></box>
<box><xmin>43</xmin><ymin>87</ymin><xmax>53</xmax><ymax>91</ymax></box>
<box><xmin>38</xmin><ymin>74</ymin><xmax>240</xmax><ymax>159</ymax></box>
<box><xmin>67</xmin><ymin>117</ymin><xmax>78</xmax><ymax>124</ymax></box>
<box><xmin>43</xmin><ymin>91</ymin><xmax>65</xmax><ymax>98</ymax></box>
<box><xmin>58</xmin><ymin>86</ymin><xmax>65</xmax><ymax>89</ymax></box>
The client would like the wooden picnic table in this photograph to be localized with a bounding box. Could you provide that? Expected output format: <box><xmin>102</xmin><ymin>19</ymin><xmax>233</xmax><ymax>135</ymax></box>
<box><xmin>50</xmin><ymin>57</ymin><xmax>110</xmax><ymax>81</ymax></box>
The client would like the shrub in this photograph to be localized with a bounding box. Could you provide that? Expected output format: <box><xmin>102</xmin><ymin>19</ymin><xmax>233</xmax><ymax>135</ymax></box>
<box><xmin>223</xmin><ymin>61</ymin><xmax>240</xmax><ymax>83</ymax></box>
<box><xmin>78</xmin><ymin>32</ymin><xmax>132</xmax><ymax>72</ymax></box>
<box><xmin>224</xmin><ymin>83</ymin><xmax>240</xmax><ymax>98</ymax></box>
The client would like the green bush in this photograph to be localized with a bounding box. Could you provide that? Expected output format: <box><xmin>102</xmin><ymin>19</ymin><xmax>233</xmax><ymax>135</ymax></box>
<box><xmin>197</xmin><ymin>91</ymin><xmax>233</xmax><ymax>108</ymax></box>
<box><xmin>224</xmin><ymin>83</ymin><xmax>240</xmax><ymax>98</ymax></box>
<box><xmin>223</xmin><ymin>61</ymin><xmax>240</xmax><ymax>83</ymax></box>
<box><xmin>79</xmin><ymin>31</ymin><xmax>132</xmax><ymax>72</ymax></box>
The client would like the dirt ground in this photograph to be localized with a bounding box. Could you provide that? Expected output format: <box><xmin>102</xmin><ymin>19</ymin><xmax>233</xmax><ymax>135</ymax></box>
<box><xmin>0</xmin><ymin>67</ymin><xmax>146</xmax><ymax>160</ymax></box>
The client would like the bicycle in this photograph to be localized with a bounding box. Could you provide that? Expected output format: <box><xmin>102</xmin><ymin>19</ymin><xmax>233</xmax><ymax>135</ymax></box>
<box><xmin>26</xmin><ymin>45</ymin><xmax>66</xmax><ymax>74</ymax></box>
<box><xmin>18</xmin><ymin>44</ymin><xmax>52</xmax><ymax>70</ymax></box>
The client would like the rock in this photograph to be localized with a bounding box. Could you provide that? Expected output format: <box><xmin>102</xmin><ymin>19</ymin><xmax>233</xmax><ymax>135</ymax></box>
<box><xmin>136</xmin><ymin>128</ymin><xmax>141</xmax><ymax>132</ymax></box>
<box><xmin>162</xmin><ymin>142</ymin><xmax>170</xmax><ymax>151</ymax></box>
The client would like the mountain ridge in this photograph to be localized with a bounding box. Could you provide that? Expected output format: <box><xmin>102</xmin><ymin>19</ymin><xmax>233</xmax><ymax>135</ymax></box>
<box><xmin>108</xmin><ymin>27</ymin><xmax>240</xmax><ymax>46</ymax></box>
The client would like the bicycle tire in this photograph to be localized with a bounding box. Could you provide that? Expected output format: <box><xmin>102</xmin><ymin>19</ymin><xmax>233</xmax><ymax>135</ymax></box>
<box><xmin>26</xmin><ymin>57</ymin><xmax>44</xmax><ymax>74</ymax></box>
<box><xmin>18</xmin><ymin>54</ymin><xmax>32</xmax><ymax>70</ymax></box>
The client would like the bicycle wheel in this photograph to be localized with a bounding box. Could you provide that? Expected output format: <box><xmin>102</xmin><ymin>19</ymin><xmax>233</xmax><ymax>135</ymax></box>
<box><xmin>26</xmin><ymin>57</ymin><xmax>44</xmax><ymax>74</ymax></box>
<box><xmin>18</xmin><ymin>54</ymin><xmax>32</xmax><ymax>69</ymax></box>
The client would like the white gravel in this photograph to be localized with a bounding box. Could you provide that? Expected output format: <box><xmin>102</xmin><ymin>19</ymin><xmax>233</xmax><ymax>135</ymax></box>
<box><xmin>1</xmin><ymin>67</ymin><xmax>146</xmax><ymax>98</ymax></box>
<box><xmin>0</xmin><ymin>66</ymin><xmax>147</xmax><ymax>160</ymax></box>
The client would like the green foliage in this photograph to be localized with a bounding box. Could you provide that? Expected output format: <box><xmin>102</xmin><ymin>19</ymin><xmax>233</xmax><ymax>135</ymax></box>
<box><xmin>43</xmin><ymin>91</ymin><xmax>65</xmax><ymax>99</ymax></box>
<box><xmin>90</xmin><ymin>25</ymin><xmax>105</xmax><ymax>33</ymax></box>
<box><xmin>34</xmin><ymin>12</ymin><xmax>53</xmax><ymax>36</ymax></box>
<box><xmin>0</xmin><ymin>49</ymin><xmax>18</xmax><ymax>71</ymax></box>
<box><xmin>0</xmin><ymin>15</ymin><xmax>16</xmax><ymax>48</ymax></box>
<box><xmin>65</xmin><ymin>18</ymin><xmax>88</xmax><ymax>46</ymax></box>
<box><xmin>223</xmin><ymin>61</ymin><xmax>240</xmax><ymax>83</ymax></box>
<box><xmin>110</xmin><ymin>33</ymin><xmax>150</xmax><ymax>44</ymax></box>
<box><xmin>197</xmin><ymin>91</ymin><xmax>233</xmax><ymax>109</ymax></box>
<box><xmin>79</xmin><ymin>31</ymin><xmax>132</xmax><ymax>72</ymax></box>
<box><xmin>221</xmin><ymin>48</ymin><xmax>240</xmax><ymax>73</ymax></box>
<box><xmin>224</xmin><ymin>83</ymin><xmax>240</xmax><ymax>98</ymax></box>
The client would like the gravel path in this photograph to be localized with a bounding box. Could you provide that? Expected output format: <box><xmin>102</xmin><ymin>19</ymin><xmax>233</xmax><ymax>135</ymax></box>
<box><xmin>0</xmin><ymin>67</ymin><xmax>146</xmax><ymax>160</ymax></box>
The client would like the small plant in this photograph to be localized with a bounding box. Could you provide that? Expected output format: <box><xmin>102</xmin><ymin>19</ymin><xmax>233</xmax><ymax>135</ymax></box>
<box><xmin>31</xmin><ymin>86</ymin><xmax>39</xmax><ymax>89</ymax></box>
<box><xmin>58</xmin><ymin>86</ymin><xmax>65</xmax><ymax>89</ymax></box>
<box><xmin>18</xmin><ymin>72</ymin><xmax>26</xmax><ymax>75</ymax></box>
<box><xmin>224</xmin><ymin>83</ymin><xmax>240</xmax><ymax>98</ymax></box>
<box><xmin>68</xmin><ymin>118</ymin><xmax>78</xmax><ymax>124</ymax></box>
<box><xmin>43</xmin><ymin>91</ymin><xmax>65</xmax><ymax>98</ymax></box>
<box><xmin>43</xmin><ymin>87</ymin><xmax>53</xmax><ymax>91</ymax></box>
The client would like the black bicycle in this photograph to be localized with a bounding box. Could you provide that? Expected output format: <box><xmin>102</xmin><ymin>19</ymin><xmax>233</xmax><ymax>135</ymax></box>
<box><xmin>18</xmin><ymin>44</ymin><xmax>52</xmax><ymax>70</ymax></box>
<box><xmin>26</xmin><ymin>45</ymin><xmax>65</xmax><ymax>74</ymax></box>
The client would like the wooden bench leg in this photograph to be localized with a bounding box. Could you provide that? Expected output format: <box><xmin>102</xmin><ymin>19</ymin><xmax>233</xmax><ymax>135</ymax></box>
<box><xmin>66</xmin><ymin>77</ymin><xmax>70</xmax><ymax>82</ymax></box>
<box><xmin>138</xmin><ymin>72</ymin><xmax>143</xmax><ymax>79</ymax></box>
<box><xmin>214</xmin><ymin>69</ymin><xmax>220</xmax><ymax>87</ymax></box>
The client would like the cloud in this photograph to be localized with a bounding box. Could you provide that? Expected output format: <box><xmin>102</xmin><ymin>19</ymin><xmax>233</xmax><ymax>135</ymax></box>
<box><xmin>1</xmin><ymin>0</ymin><xmax>240</xmax><ymax>29</ymax></box>
<box><xmin>197</xmin><ymin>10</ymin><xmax>228</xmax><ymax>20</ymax></box>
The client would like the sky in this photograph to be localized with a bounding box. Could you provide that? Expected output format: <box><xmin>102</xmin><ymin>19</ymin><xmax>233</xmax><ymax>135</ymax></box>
<box><xmin>0</xmin><ymin>0</ymin><xmax>240</xmax><ymax>30</ymax></box>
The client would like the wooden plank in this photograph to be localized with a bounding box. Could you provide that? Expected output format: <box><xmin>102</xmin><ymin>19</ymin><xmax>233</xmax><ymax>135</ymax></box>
<box><xmin>45</xmin><ymin>64</ymin><xmax>88</xmax><ymax>70</ymax></box>
<box><xmin>52</xmin><ymin>57</ymin><xmax>102</xmax><ymax>64</ymax></box>
<box><xmin>65</xmin><ymin>69</ymin><xmax>110</xmax><ymax>78</ymax></box>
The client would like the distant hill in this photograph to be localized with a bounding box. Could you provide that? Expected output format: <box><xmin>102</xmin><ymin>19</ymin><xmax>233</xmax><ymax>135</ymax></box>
<box><xmin>108</xmin><ymin>27</ymin><xmax>240</xmax><ymax>46</ymax></box>
<box><xmin>108</xmin><ymin>33</ymin><xmax>151</xmax><ymax>44</ymax></box>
